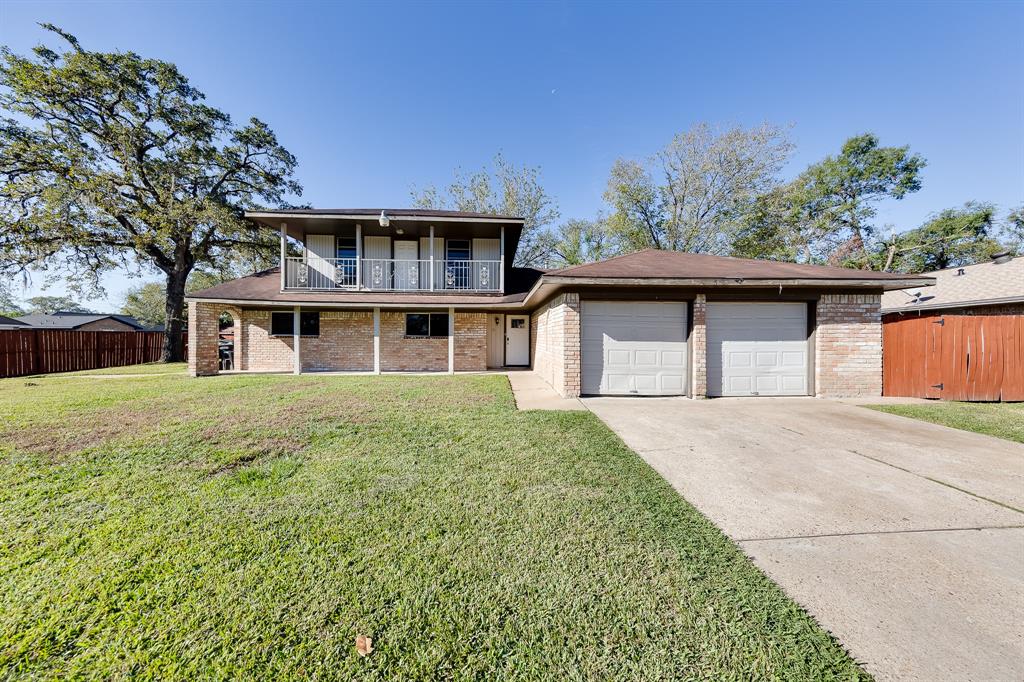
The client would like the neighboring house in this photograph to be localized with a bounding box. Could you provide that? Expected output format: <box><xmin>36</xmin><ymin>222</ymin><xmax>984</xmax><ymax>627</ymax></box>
<box><xmin>185</xmin><ymin>208</ymin><xmax>931</xmax><ymax>398</ymax></box>
<box><xmin>16</xmin><ymin>311</ymin><xmax>152</xmax><ymax>332</ymax></box>
<box><xmin>880</xmin><ymin>252</ymin><xmax>1023</xmax><ymax>318</ymax></box>
<box><xmin>0</xmin><ymin>315</ymin><xmax>30</xmax><ymax>330</ymax></box>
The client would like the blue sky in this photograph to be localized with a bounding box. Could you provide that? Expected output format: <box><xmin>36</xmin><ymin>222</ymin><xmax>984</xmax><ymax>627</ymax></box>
<box><xmin>2</xmin><ymin>0</ymin><xmax>1022</xmax><ymax>309</ymax></box>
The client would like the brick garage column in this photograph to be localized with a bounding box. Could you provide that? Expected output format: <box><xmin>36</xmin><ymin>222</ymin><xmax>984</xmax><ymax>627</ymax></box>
<box><xmin>187</xmin><ymin>301</ymin><xmax>220</xmax><ymax>377</ymax></box>
<box><xmin>690</xmin><ymin>294</ymin><xmax>707</xmax><ymax>398</ymax></box>
<box><xmin>815</xmin><ymin>294</ymin><xmax>882</xmax><ymax>398</ymax></box>
<box><xmin>561</xmin><ymin>293</ymin><xmax>581</xmax><ymax>397</ymax></box>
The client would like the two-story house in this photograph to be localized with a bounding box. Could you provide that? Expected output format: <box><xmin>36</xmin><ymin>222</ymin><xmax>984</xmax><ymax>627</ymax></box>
<box><xmin>186</xmin><ymin>207</ymin><xmax>931</xmax><ymax>399</ymax></box>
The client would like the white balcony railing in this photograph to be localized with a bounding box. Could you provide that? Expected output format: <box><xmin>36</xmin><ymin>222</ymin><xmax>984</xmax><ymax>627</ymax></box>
<box><xmin>283</xmin><ymin>257</ymin><xmax>501</xmax><ymax>292</ymax></box>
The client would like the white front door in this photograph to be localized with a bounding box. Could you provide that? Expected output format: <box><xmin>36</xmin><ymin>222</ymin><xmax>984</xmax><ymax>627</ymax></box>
<box><xmin>393</xmin><ymin>240</ymin><xmax>419</xmax><ymax>290</ymax></box>
<box><xmin>505</xmin><ymin>315</ymin><xmax>530</xmax><ymax>366</ymax></box>
<box><xmin>706</xmin><ymin>302</ymin><xmax>809</xmax><ymax>397</ymax></box>
<box><xmin>581</xmin><ymin>301</ymin><xmax>688</xmax><ymax>395</ymax></box>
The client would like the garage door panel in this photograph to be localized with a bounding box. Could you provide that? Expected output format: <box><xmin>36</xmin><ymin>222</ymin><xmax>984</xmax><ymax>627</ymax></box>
<box><xmin>581</xmin><ymin>301</ymin><xmax>688</xmax><ymax>395</ymax></box>
<box><xmin>707</xmin><ymin>302</ymin><xmax>809</xmax><ymax>397</ymax></box>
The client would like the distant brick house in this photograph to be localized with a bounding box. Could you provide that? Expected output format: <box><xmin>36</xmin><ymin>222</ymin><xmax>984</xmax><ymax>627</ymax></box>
<box><xmin>185</xmin><ymin>208</ymin><xmax>930</xmax><ymax>398</ymax></box>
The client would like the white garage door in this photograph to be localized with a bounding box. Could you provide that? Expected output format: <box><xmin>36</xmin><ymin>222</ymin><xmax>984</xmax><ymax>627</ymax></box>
<box><xmin>581</xmin><ymin>301</ymin><xmax>688</xmax><ymax>396</ymax></box>
<box><xmin>707</xmin><ymin>302</ymin><xmax>809</xmax><ymax>397</ymax></box>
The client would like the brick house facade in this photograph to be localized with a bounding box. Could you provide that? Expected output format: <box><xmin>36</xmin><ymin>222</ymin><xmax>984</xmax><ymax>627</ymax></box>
<box><xmin>186</xmin><ymin>210</ymin><xmax>930</xmax><ymax>399</ymax></box>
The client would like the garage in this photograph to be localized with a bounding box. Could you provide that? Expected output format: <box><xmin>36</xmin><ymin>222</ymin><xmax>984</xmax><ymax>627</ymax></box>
<box><xmin>581</xmin><ymin>301</ymin><xmax>687</xmax><ymax>395</ymax></box>
<box><xmin>706</xmin><ymin>302</ymin><xmax>809</xmax><ymax>397</ymax></box>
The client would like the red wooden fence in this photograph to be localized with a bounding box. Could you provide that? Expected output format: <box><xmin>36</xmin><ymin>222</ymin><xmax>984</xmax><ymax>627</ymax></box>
<box><xmin>883</xmin><ymin>315</ymin><xmax>1023</xmax><ymax>401</ymax></box>
<box><xmin>0</xmin><ymin>329</ymin><xmax>165</xmax><ymax>378</ymax></box>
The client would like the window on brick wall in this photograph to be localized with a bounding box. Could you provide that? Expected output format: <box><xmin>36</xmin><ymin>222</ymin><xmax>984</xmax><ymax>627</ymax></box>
<box><xmin>271</xmin><ymin>311</ymin><xmax>320</xmax><ymax>337</ymax></box>
<box><xmin>405</xmin><ymin>313</ymin><xmax>449</xmax><ymax>337</ymax></box>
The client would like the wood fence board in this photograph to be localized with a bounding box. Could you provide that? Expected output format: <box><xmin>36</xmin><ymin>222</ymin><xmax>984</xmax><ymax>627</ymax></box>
<box><xmin>883</xmin><ymin>314</ymin><xmax>1023</xmax><ymax>401</ymax></box>
<box><xmin>0</xmin><ymin>330</ymin><xmax>168</xmax><ymax>378</ymax></box>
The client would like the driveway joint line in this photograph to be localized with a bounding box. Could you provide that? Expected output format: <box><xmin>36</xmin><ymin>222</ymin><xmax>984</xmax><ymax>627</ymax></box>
<box><xmin>736</xmin><ymin>524</ymin><xmax>1024</xmax><ymax>543</ymax></box>
<box><xmin>846</xmin><ymin>448</ymin><xmax>1024</xmax><ymax>514</ymax></box>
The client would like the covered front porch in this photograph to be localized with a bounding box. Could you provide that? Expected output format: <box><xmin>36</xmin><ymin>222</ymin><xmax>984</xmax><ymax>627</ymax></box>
<box><xmin>187</xmin><ymin>302</ymin><xmax>531</xmax><ymax>377</ymax></box>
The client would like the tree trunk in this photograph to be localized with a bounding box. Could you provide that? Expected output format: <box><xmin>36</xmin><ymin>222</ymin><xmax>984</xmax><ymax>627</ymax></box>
<box><xmin>162</xmin><ymin>268</ymin><xmax>189</xmax><ymax>362</ymax></box>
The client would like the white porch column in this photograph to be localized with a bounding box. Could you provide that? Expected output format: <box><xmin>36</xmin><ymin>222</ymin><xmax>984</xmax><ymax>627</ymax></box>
<box><xmin>355</xmin><ymin>223</ymin><xmax>362</xmax><ymax>290</ymax></box>
<box><xmin>429</xmin><ymin>224</ymin><xmax>435</xmax><ymax>292</ymax></box>
<box><xmin>292</xmin><ymin>305</ymin><xmax>301</xmax><ymax>374</ymax></box>
<box><xmin>280</xmin><ymin>222</ymin><xmax>287</xmax><ymax>291</ymax></box>
<box><xmin>499</xmin><ymin>225</ymin><xmax>505</xmax><ymax>293</ymax></box>
<box><xmin>373</xmin><ymin>307</ymin><xmax>381</xmax><ymax>374</ymax></box>
<box><xmin>447</xmin><ymin>306</ymin><xmax>455</xmax><ymax>375</ymax></box>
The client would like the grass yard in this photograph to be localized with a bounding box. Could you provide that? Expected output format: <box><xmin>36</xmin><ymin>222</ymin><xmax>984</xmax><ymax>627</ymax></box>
<box><xmin>865</xmin><ymin>401</ymin><xmax>1024</xmax><ymax>443</ymax></box>
<box><xmin>0</xmin><ymin>365</ymin><xmax>866</xmax><ymax>680</ymax></box>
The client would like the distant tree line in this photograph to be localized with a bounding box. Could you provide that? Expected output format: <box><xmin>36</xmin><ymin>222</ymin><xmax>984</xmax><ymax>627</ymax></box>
<box><xmin>416</xmin><ymin>128</ymin><xmax>1022</xmax><ymax>273</ymax></box>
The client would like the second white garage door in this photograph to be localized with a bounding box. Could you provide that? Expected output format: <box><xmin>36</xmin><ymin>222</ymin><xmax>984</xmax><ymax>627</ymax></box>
<box><xmin>581</xmin><ymin>301</ymin><xmax>688</xmax><ymax>395</ymax></box>
<box><xmin>707</xmin><ymin>302</ymin><xmax>809</xmax><ymax>397</ymax></box>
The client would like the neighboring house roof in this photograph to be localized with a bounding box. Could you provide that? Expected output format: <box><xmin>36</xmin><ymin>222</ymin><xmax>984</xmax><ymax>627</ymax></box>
<box><xmin>545</xmin><ymin>249</ymin><xmax>928</xmax><ymax>283</ymax></box>
<box><xmin>880</xmin><ymin>255</ymin><xmax>1024</xmax><ymax>313</ymax></box>
<box><xmin>0</xmin><ymin>314</ymin><xmax>30</xmax><ymax>329</ymax></box>
<box><xmin>15</xmin><ymin>311</ymin><xmax>149</xmax><ymax>330</ymax></box>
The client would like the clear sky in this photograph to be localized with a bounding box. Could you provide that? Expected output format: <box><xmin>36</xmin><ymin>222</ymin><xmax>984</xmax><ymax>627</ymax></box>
<box><xmin>2</xmin><ymin>0</ymin><xmax>1022</xmax><ymax>310</ymax></box>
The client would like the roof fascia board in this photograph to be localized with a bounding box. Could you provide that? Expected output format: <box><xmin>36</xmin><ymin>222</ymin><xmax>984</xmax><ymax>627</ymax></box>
<box><xmin>538</xmin><ymin>276</ymin><xmax>933</xmax><ymax>290</ymax></box>
<box><xmin>184</xmin><ymin>296</ymin><xmax>527</xmax><ymax>309</ymax></box>
<box><xmin>245</xmin><ymin>211</ymin><xmax>524</xmax><ymax>225</ymax></box>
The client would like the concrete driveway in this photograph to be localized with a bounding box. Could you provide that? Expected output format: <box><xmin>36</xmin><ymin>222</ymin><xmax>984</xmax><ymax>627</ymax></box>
<box><xmin>584</xmin><ymin>397</ymin><xmax>1024</xmax><ymax>682</ymax></box>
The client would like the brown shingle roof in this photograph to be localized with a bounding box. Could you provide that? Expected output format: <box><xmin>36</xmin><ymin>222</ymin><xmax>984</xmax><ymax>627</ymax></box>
<box><xmin>546</xmin><ymin>249</ymin><xmax>929</xmax><ymax>281</ymax></box>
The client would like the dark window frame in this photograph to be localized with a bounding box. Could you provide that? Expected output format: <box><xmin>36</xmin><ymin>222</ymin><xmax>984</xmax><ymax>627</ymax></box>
<box><xmin>270</xmin><ymin>311</ymin><xmax>320</xmax><ymax>337</ymax></box>
<box><xmin>404</xmin><ymin>312</ymin><xmax>450</xmax><ymax>338</ymax></box>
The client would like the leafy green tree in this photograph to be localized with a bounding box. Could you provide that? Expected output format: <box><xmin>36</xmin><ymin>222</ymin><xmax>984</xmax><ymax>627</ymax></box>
<box><xmin>604</xmin><ymin>122</ymin><xmax>793</xmax><ymax>255</ymax></box>
<box><xmin>869</xmin><ymin>203</ymin><xmax>1000</xmax><ymax>272</ymax></box>
<box><xmin>411</xmin><ymin>153</ymin><xmax>559</xmax><ymax>267</ymax></box>
<box><xmin>24</xmin><ymin>295</ymin><xmax>94</xmax><ymax>314</ymax></box>
<box><xmin>547</xmin><ymin>218</ymin><xmax>618</xmax><ymax>267</ymax></box>
<box><xmin>1003</xmin><ymin>204</ymin><xmax>1024</xmax><ymax>254</ymax></box>
<box><xmin>794</xmin><ymin>134</ymin><xmax>925</xmax><ymax>266</ymax></box>
<box><xmin>120</xmin><ymin>282</ymin><xmax>166</xmax><ymax>328</ymax></box>
<box><xmin>0</xmin><ymin>26</ymin><xmax>300</xmax><ymax>361</ymax></box>
<box><xmin>0</xmin><ymin>282</ymin><xmax>24</xmax><ymax>316</ymax></box>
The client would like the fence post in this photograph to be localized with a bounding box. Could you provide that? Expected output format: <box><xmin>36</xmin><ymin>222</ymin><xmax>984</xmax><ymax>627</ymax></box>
<box><xmin>31</xmin><ymin>330</ymin><xmax>42</xmax><ymax>374</ymax></box>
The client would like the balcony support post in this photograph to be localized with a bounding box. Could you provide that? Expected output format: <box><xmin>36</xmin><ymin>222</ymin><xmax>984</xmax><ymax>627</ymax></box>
<box><xmin>447</xmin><ymin>306</ymin><xmax>455</xmax><ymax>374</ymax></box>
<box><xmin>293</xmin><ymin>305</ymin><xmax>301</xmax><ymax>375</ymax></box>
<box><xmin>499</xmin><ymin>225</ymin><xmax>505</xmax><ymax>293</ymax></box>
<box><xmin>429</xmin><ymin>224</ymin><xmax>435</xmax><ymax>291</ymax></box>
<box><xmin>280</xmin><ymin>222</ymin><xmax>287</xmax><ymax>291</ymax></box>
<box><xmin>373</xmin><ymin>307</ymin><xmax>381</xmax><ymax>374</ymax></box>
<box><xmin>355</xmin><ymin>223</ymin><xmax>362</xmax><ymax>290</ymax></box>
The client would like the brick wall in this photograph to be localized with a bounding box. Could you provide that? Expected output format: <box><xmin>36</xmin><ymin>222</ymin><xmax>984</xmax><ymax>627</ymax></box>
<box><xmin>690</xmin><ymin>294</ymin><xmax>707</xmax><ymax>398</ymax></box>
<box><xmin>188</xmin><ymin>301</ymin><xmax>242</xmax><ymax>376</ymax></box>
<box><xmin>883</xmin><ymin>302</ymin><xmax>1024</xmax><ymax>321</ymax></box>
<box><xmin>378</xmin><ymin>311</ymin><xmax>487</xmax><ymax>372</ymax></box>
<box><xmin>530</xmin><ymin>293</ymin><xmax>580</xmax><ymax>397</ymax></box>
<box><xmin>816</xmin><ymin>294</ymin><xmax>882</xmax><ymax>397</ymax></box>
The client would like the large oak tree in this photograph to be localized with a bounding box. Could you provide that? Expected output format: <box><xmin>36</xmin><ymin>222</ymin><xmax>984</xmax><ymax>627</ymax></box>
<box><xmin>0</xmin><ymin>26</ymin><xmax>300</xmax><ymax>360</ymax></box>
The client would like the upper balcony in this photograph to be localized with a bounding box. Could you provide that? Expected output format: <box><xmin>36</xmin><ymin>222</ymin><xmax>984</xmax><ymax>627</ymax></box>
<box><xmin>244</xmin><ymin>208</ymin><xmax>525</xmax><ymax>295</ymax></box>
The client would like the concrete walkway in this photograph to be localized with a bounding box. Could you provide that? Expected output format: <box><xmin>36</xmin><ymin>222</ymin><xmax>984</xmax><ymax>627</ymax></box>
<box><xmin>584</xmin><ymin>396</ymin><xmax>1024</xmax><ymax>682</ymax></box>
<box><xmin>506</xmin><ymin>372</ymin><xmax>585</xmax><ymax>411</ymax></box>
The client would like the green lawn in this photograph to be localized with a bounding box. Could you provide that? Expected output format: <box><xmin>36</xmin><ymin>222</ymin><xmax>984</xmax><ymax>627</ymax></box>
<box><xmin>865</xmin><ymin>401</ymin><xmax>1024</xmax><ymax>443</ymax></box>
<box><xmin>0</xmin><ymin>365</ymin><xmax>866</xmax><ymax>680</ymax></box>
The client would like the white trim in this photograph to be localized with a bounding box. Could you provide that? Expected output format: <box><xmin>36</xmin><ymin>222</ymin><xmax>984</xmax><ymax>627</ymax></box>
<box><xmin>293</xmin><ymin>306</ymin><xmax>301</xmax><ymax>374</ymax></box>
<box><xmin>355</xmin><ymin>223</ymin><xmax>362</xmax><ymax>290</ymax></box>
<box><xmin>448</xmin><ymin>306</ymin><xmax>455</xmax><ymax>374</ymax></box>
<box><xmin>185</xmin><ymin>297</ymin><xmax>524</xmax><ymax>309</ymax></box>
<box><xmin>373</xmin><ymin>307</ymin><xmax>380</xmax><ymax>374</ymax></box>
<box><xmin>246</xmin><ymin>211</ymin><xmax>524</xmax><ymax>224</ymax></box>
<box><xmin>881</xmin><ymin>295</ymin><xmax>1024</xmax><ymax>314</ymax></box>
<box><xmin>279</xmin><ymin>222</ymin><xmax>287</xmax><ymax>291</ymax></box>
